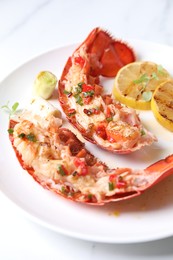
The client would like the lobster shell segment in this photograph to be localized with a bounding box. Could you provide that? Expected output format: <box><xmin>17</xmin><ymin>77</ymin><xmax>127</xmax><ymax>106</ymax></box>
<box><xmin>58</xmin><ymin>28</ymin><xmax>156</xmax><ymax>154</ymax></box>
<box><xmin>75</xmin><ymin>27</ymin><xmax>135</xmax><ymax>77</ymax></box>
<box><xmin>8</xmin><ymin>98</ymin><xmax>173</xmax><ymax>205</ymax></box>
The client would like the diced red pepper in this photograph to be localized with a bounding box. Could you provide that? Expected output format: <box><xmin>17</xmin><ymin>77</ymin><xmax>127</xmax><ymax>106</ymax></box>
<box><xmin>96</xmin><ymin>124</ymin><xmax>107</xmax><ymax>139</ymax></box>
<box><xmin>109</xmin><ymin>174</ymin><xmax>126</xmax><ymax>189</ymax></box>
<box><xmin>74</xmin><ymin>158</ymin><xmax>88</xmax><ymax>176</ymax></box>
<box><xmin>116</xmin><ymin>180</ymin><xmax>126</xmax><ymax>189</ymax></box>
<box><xmin>83</xmin><ymin>96</ymin><xmax>92</xmax><ymax>104</ymax></box>
<box><xmin>93</xmin><ymin>108</ymin><xmax>100</xmax><ymax>114</ymax></box>
<box><xmin>83</xmin><ymin>108</ymin><xmax>100</xmax><ymax>116</ymax></box>
<box><xmin>82</xmin><ymin>84</ymin><xmax>94</xmax><ymax>93</ymax></box>
<box><xmin>116</xmin><ymin>176</ymin><xmax>127</xmax><ymax>189</ymax></box>
<box><xmin>80</xmin><ymin>167</ymin><xmax>88</xmax><ymax>176</ymax></box>
<box><xmin>106</xmin><ymin>107</ymin><xmax>112</xmax><ymax>118</ymax></box>
<box><xmin>74</xmin><ymin>56</ymin><xmax>85</xmax><ymax>67</ymax></box>
<box><xmin>85</xmin><ymin>194</ymin><xmax>97</xmax><ymax>203</ymax></box>
<box><xmin>74</xmin><ymin>158</ymin><xmax>83</xmax><ymax>167</ymax></box>
<box><xmin>109</xmin><ymin>174</ymin><xmax>116</xmax><ymax>182</ymax></box>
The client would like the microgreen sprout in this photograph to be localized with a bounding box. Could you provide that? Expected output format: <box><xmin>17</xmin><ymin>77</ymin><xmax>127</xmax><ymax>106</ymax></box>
<box><xmin>1</xmin><ymin>101</ymin><xmax>19</xmax><ymax>118</ymax></box>
<box><xmin>133</xmin><ymin>74</ymin><xmax>150</xmax><ymax>84</ymax></box>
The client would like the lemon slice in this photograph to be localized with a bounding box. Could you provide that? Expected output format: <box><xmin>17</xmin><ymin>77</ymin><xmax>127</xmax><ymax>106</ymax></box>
<box><xmin>151</xmin><ymin>80</ymin><xmax>173</xmax><ymax>131</ymax></box>
<box><xmin>113</xmin><ymin>61</ymin><xmax>171</xmax><ymax>110</ymax></box>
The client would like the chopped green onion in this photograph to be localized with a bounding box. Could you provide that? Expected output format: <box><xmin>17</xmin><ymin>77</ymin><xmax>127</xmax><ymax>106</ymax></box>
<box><xmin>61</xmin><ymin>186</ymin><xmax>66</xmax><ymax>193</ymax></box>
<box><xmin>8</xmin><ymin>128</ymin><xmax>14</xmax><ymax>134</ymax></box>
<box><xmin>88</xmin><ymin>194</ymin><xmax>93</xmax><ymax>200</ymax></box>
<box><xmin>83</xmin><ymin>90</ymin><xmax>95</xmax><ymax>97</ymax></box>
<box><xmin>57</xmin><ymin>164</ymin><xmax>66</xmax><ymax>176</ymax></box>
<box><xmin>63</xmin><ymin>90</ymin><xmax>71</xmax><ymax>95</ymax></box>
<box><xmin>77</xmin><ymin>82</ymin><xmax>83</xmax><ymax>87</ymax></box>
<box><xmin>140</xmin><ymin>129</ymin><xmax>146</xmax><ymax>136</ymax></box>
<box><xmin>74</xmin><ymin>94</ymin><xmax>83</xmax><ymax>106</ymax></box>
<box><xmin>18</xmin><ymin>133</ymin><xmax>26</xmax><ymax>138</ymax></box>
<box><xmin>106</xmin><ymin>117</ymin><xmax>113</xmax><ymax>122</ymax></box>
<box><xmin>26</xmin><ymin>133</ymin><xmax>37</xmax><ymax>142</ymax></box>
<box><xmin>108</xmin><ymin>182</ymin><xmax>114</xmax><ymax>191</ymax></box>
<box><xmin>18</xmin><ymin>133</ymin><xmax>37</xmax><ymax>142</ymax></box>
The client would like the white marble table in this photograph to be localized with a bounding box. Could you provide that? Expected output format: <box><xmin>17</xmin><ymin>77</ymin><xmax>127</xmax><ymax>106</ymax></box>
<box><xmin>1</xmin><ymin>0</ymin><xmax>173</xmax><ymax>259</ymax></box>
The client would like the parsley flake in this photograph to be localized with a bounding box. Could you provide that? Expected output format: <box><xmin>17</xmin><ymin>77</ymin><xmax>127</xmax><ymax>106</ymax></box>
<box><xmin>108</xmin><ymin>182</ymin><xmax>114</xmax><ymax>191</ymax></box>
<box><xmin>57</xmin><ymin>164</ymin><xmax>66</xmax><ymax>176</ymax></box>
<box><xmin>140</xmin><ymin>129</ymin><xmax>146</xmax><ymax>136</ymax></box>
<box><xmin>26</xmin><ymin>133</ymin><xmax>37</xmax><ymax>142</ymax></box>
<box><xmin>18</xmin><ymin>133</ymin><xmax>37</xmax><ymax>142</ymax></box>
<box><xmin>8</xmin><ymin>128</ymin><xmax>14</xmax><ymax>134</ymax></box>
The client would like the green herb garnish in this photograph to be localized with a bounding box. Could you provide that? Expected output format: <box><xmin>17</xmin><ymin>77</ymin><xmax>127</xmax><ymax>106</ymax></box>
<box><xmin>1</xmin><ymin>101</ymin><xmax>19</xmax><ymax>117</ymax></box>
<box><xmin>83</xmin><ymin>90</ymin><xmax>95</xmax><ymax>97</ymax></box>
<box><xmin>77</xmin><ymin>82</ymin><xmax>83</xmax><ymax>87</ymax></box>
<box><xmin>63</xmin><ymin>89</ymin><xmax>71</xmax><ymax>95</ymax></box>
<box><xmin>8</xmin><ymin>128</ymin><xmax>14</xmax><ymax>134</ymax></box>
<box><xmin>88</xmin><ymin>194</ymin><xmax>93</xmax><ymax>200</ymax></box>
<box><xmin>74</xmin><ymin>94</ymin><xmax>83</xmax><ymax>106</ymax></box>
<box><xmin>61</xmin><ymin>186</ymin><xmax>66</xmax><ymax>193</ymax></box>
<box><xmin>133</xmin><ymin>74</ymin><xmax>150</xmax><ymax>84</ymax></box>
<box><xmin>140</xmin><ymin>129</ymin><xmax>146</xmax><ymax>136</ymax></box>
<box><xmin>18</xmin><ymin>133</ymin><xmax>26</xmax><ymax>139</ymax></box>
<box><xmin>108</xmin><ymin>182</ymin><xmax>114</xmax><ymax>191</ymax></box>
<box><xmin>18</xmin><ymin>133</ymin><xmax>37</xmax><ymax>142</ymax></box>
<box><xmin>142</xmin><ymin>91</ymin><xmax>152</xmax><ymax>101</ymax></box>
<box><xmin>57</xmin><ymin>164</ymin><xmax>66</xmax><ymax>176</ymax></box>
<box><xmin>106</xmin><ymin>116</ymin><xmax>113</xmax><ymax>122</ymax></box>
<box><xmin>26</xmin><ymin>133</ymin><xmax>37</xmax><ymax>142</ymax></box>
<box><xmin>74</xmin><ymin>85</ymin><xmax>82</xmax><ymax>95</ymax></box>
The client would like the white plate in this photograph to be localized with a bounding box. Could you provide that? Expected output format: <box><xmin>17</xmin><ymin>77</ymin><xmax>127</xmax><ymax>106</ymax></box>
<box><xmin>1</xmin><ymin>40</ymin><xmax>173</xmax><ymax>244</ymax></box>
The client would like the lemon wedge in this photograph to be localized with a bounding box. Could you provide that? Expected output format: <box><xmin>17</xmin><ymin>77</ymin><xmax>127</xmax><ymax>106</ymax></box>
<box><xmin>113</xmin><ymin>61</ymin><xmax>171</xmax><ymax>110</ymax></box>
<box><xmin>151</xmin><ymin>80</ymin><xmax>173</xmax><ymax>131</ymax></box>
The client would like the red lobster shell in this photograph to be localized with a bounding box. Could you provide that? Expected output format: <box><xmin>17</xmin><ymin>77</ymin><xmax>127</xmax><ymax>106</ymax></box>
<box><xmin>58</xmin><ymin>27</ymin><xmax>156</xmax><ymax>154</ymax></box>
